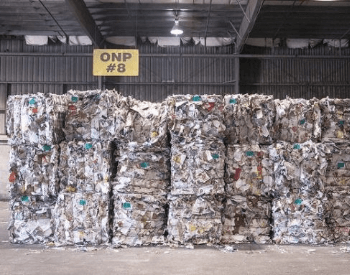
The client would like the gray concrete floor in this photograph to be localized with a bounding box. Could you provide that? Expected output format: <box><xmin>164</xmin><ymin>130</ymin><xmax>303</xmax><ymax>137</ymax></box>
<box><xmin>0</xmin><ymin>201</ymin><xmax>349</xmax><ymax>275</ymax></box>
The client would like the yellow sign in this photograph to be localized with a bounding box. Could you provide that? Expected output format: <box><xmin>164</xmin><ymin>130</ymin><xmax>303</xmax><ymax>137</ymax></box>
<box><xmin>93</xmin><ymin>49</ymin><xmax>139</xmax><ymax>76</ymax></box>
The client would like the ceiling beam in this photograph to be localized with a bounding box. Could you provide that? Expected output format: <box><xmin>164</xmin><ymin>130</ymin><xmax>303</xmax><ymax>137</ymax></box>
<box><xmin>236</xmin><ymin>0</ymin><xmax>264</xmax><ymax>52</ymax></box>
<box><xmin>65</xmin><ymin>0</ymin><xmax>104</xmax><ymax>48</ymax></box>
<box><xmin>0</xmin><ymin>29</ymin><xmax>85</xmax><ymax>36</ymax></box>
<box><xmin>260</xmin><ymin>5</ymin><xmax>350</xmax><ymax>13</ymax></box>
<box><xmin>87</xmin><ymin>3</ymin><xmax>247</xmax><ymax>12</ymax></box>
<box><xmin>249</xmin><ymin>32</ymin><xmax>350</xmax><ymax>39</ymax></box>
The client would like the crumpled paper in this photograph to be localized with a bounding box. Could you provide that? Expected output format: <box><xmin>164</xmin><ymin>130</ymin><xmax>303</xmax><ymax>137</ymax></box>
<box><xmin>112</xmin><ymin>96</ymin><xmax>170</xmax><ymax>247</ymax></box>
<box><xmin>270</xmin><ymin>141</ymin><xmax>328</xmax><ymax>197</ymax></box>
<box><xmin>274</xmin><ymin>97</ymin><xmax>320</xmax><ymax>143</ymax></box>
<box><xmin>223</xmin><ymin>94</ymin><xmax>240</xmax><ymax>144</ymax></box>
<box><xmin>272</xmin><ymin>194</ymin><xmax>327</xmax><ymax>244</ymax></box>
<box><xmin>9</xmin><ymin>144</ymin><xmax>59</xmax><ymax>199</ymax></box>
<box><xmin>112</xmin><ymin>193</ymin><xmax>167</xmax><ymax>246</ymax></box>
<box><xmin>170</xmin><ymin>142</ymin><xmax>225</xmax><ymax>196</ymax></box>
<box><xmin>46</xmin><ymin>93</ymin><xmax>67</xmax><ymax>145</ymax></box>
<box><xmin>321</xmin><ymin>143</ymin><xmax>350</xmax><ymax>242</ymax></box>
<box><xmin>225</xmin><ymin>144</ymin><xmax>274</xmax><ymax>198</ymax></box>
<box><xmin>167</xmin><ymin>94</ymin><xmax>226</xmax><ymax>196</ymax></box>
<box><xmin>224</xmin><ymin>94</ymin><xmax>275</xmax><ymax>145</ymax></box>
<box><xmin>167</xmin><ymin>94</ymin><xmax>225</xmax><ymax>143</ymax></box>
<box><xmin>270</xmin><ymin>141</ymin><xmax>331</xmax><ymax>244</ymax></box>
<box><xmin>167</xmin><ymin>94</ymin><xmax>224</xmax><ymax>122</ymax></box>
<box><xmin>120</xmin><ymin>97</ymin><xmax>169</xmax><ymax>148</ymax></box>
<box><xmin>167</xmin><ymin>95</ymin><xmax>225</xmax><ymax>245</ymax></box>
<box><xmin>324</xmin><ymin>187</ymin><xmax>350</xmax><ymax>243</ymax></box>
<box><xmin>53</xmin><ymin>192</ymin><xmax>109</xmax><ymax>246</ymax></box>
<box><xmin>167</xmin><ymin>195</ymin><xmax>223</xmax><ymax>245</ymax></box>
<box><xmin>64</xmin><ymin>89</ymin><xmax>123</xmax><ymax>141</ymax></box>
<box><xmin>59</xmin><ymin>141</ymin><xmax>112</xmax><ymax>194</ymax></box>
<box><xmin>320</xmin><ymin>97</ymin><xmax>350</xmax><ymax>143</ymax></box>
<box><xmin>6</xmin><ymin>93</ymin><xmax>65</xmax><ymax>146</ymax></box>
<box><xmin>113</xmin><ymin>148</ymin><xmax>170</xmax><ymax>196</ymax></box>
<box><xmin>324</xmin><ymin>142</ymin><xmax>350</xmax><ymax>187</ymax></box>
<box><xmin>222</xmin><ymin>195</ymin><xmax>271</xmax><ymax>244</ymax></box>
<box><xmin>8</xmin><ymin>196</ymin><xmax>55</xmax><ymax>244</ymax></box>
<box><xmin>6</xmin><ymin>95</ymin><xmax>23</xmax><ymax>145</ymax></box>
<box><xmin>169</xmin><ymin>118</ymin><xmax>226</xmax><ymax>145</ymax></box>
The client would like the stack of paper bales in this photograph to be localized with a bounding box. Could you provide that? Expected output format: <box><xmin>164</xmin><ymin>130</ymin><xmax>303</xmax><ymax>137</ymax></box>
<box><xmin>7</xmin><ymin>91</ymin><xmax>350</xmax><ymax>247</ymax></box>
<box><xmin>6</xmin><ymin>93</ymin><xmax>64</xmax><ymax>244</ymax></box>
<box><xmin>323</xmin><ymin>143</ymin><xmax>350</xmax><ymax>242</ymax></box>
<box><xmin>270</xmin><ymin>141</ymin><xmax>329</xmax><ymax>244</ymax></box>
<box><xmin>223</xmin><ymin>143</ymin><xmax>274</xmax><ymax>243</ymax></box>
<box><xmin>167</xmin><ymin>94</ymin><xmax>225</xmax><ymax>245</ymax></box>
<box><xmin>320</xmin><ymin>97</ymin><xmax>350</xmax><ymax>242</ymax></box>
<box><xmin>53</xmin><ymin>90</ymin><xmax>119</xmax><ymax>246</ymax></box>
<box><xmin>112</xmin><ymin>98</ymin><xmax>170</xmax><ymax>246</ymax></box>
<box><xmin>223</xmin><ymin>95</ymin><xmax>275</xmax><ymax>244</ymax></box>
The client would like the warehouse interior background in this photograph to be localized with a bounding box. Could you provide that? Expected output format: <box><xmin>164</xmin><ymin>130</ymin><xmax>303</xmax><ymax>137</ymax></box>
<box><xmin>0</xmin><ymin>0</ymin><xmax>350</xmax><ymax>199</ymax></box>
<box><xmin>2</xmin><ymin>2</ymin><xmax>350</xmax><ymax>274</ymax></box>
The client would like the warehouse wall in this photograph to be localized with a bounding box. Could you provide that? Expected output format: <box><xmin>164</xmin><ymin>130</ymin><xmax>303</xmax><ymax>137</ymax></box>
<box><xmin>2</xmin><ymin>38</ymin><xmax>350</xmax><ymax>104</ymax></box>
<box><xmin>0</xmin><ymin>39</ymin><xmax>98</xmax><ymax>96</ymax></box>
<box><xmin>0</xmin><ymin>141</ymin><xmax>10</xmax><ymax>200</ymax></box>
<box><xmin>107</xmin><ymin>42</ymin><xmax>237</xmax><ymax>100</ymax></box>
<box><xmin>240</xmin><ymin>45</ymin><xmax>350</xmax><ymax>99</ymax></box>
<box><xmin>0</xmin><ymin>38</ymin><xmax>237</xmax><ymax>102</ymax></box>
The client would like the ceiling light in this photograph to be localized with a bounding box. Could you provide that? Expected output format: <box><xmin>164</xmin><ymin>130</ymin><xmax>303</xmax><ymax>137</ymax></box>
<box><xmin>170</xmin><ymin>19</ymin><xmax>183</xmax><ymax>36</ymax></box>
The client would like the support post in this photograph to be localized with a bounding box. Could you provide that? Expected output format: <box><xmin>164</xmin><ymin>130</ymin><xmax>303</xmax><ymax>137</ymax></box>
<box><xmin>98</xmin><ymin>77</ymin><xmax>102</xmax><ymax>90</ymax></box>
<box><xmin>235</xmin><ymin>56</ymin><xmax>240</xmax><ymax>94</ymax></box>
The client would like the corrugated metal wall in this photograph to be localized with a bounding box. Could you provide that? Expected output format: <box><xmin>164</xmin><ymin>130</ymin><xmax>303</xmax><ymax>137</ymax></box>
<box><xmin>0</xmin><ymin>38</ymin><xmax>237</xmax><ymax>101</ymax></box>
<box><xmin>106</xmin><ymin>43</ymin><xmax>237</xmax><ymax>101</ymax></box>
<box><xmin>2</xmin><ymin>38</ymin><xmax>350</xmax><ymax>100</ymax></box>
<box><xmin>0</xmin><ymin>84</ymin><xmax>6</xmax><ymax>133</ymax></box>
<box><xmin>240</xmin><ymin>45</ymin><xmax>350</xmax><ymax>99</ymax></box>
<box><xmin>0</xmin><ymin>39</ymin><xmax>98</xmax><ymax>95</ymax></box>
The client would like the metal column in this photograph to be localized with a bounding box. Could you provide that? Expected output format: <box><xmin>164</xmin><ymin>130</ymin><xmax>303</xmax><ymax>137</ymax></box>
<box><xmin>235</xmin><ymin>56</ymin><xmax>240</xmax><ymax>94</ymax></box>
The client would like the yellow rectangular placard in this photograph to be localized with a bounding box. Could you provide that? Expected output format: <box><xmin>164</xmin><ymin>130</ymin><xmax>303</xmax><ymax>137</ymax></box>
<box><xmin>93</xmin><ymin>49</ymin><xmax>139</xmax><ymax>76</ymax></box>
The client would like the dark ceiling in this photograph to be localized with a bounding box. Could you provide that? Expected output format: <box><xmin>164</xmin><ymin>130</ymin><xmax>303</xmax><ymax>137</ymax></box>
<box><xmin>0</xmin><ymin>0</ymin><xmax>350</xmax><ymax>51</ymax></box>
<box><xmin>250</xmin><ymin>0</ymin><xmax>350</xmax><ymax>40</ymax></box>
<box><xmin>87</xmin><ymin>3</ymin><xmax>246</xmax><ymax>38</ymax></box>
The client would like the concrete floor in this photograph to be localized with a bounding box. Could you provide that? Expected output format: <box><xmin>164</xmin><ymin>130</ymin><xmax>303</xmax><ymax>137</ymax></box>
<box><xmin>0</xmin><ymin>201</ymin><xmax>349</xmax><ymax>275</ymax></box>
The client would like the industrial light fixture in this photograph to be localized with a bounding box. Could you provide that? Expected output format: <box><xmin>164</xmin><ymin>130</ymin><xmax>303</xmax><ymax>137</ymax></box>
<box><xmin>170</xmin><ymin>18</ymin><xmax>183</xmax><ymax>36</ymax></box>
